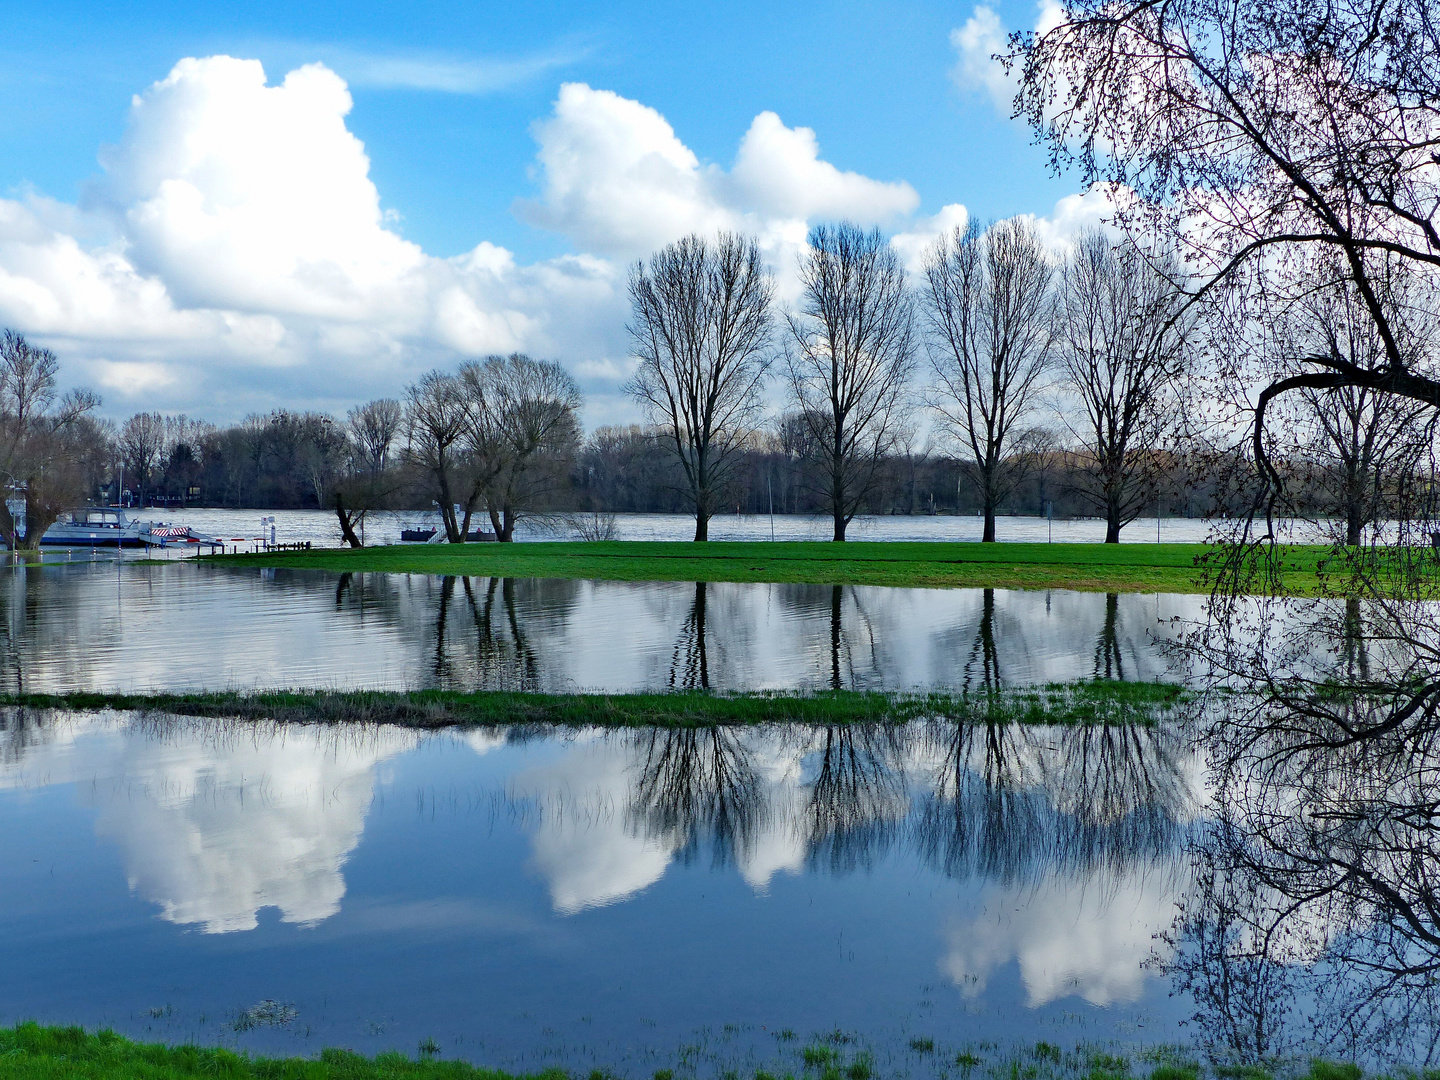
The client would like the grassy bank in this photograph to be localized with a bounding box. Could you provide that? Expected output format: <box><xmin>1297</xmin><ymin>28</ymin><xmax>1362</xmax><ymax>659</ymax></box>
<box><xmin>198</xmin><ymin>540</ymin><xmax>1330</xmax><ymax>594</ymax></box>
<box><xmin>0</xmin><ymin>1024</ymin><xmax>1369</xmax><ymax>1080</ymax></box>
<box><xmin>0</xmin><ymin>681</ymin><xmax>1185</xmax><ymax>728</ymax></box>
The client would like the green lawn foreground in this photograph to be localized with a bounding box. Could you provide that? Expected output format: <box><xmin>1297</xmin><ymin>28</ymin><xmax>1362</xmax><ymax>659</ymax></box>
<box><xmin>198</xmin><ymin>539</ymin><xmax>1329</xmax><ymax>594</ymax></box>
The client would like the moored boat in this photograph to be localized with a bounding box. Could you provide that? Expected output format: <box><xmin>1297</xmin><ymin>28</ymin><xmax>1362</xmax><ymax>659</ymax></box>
<box><xmin>40</xmin><ymin>506</ymin><xmax>147</xmax><ymax>547</ymax></box>
<box><xmin>18</xmin><ymin>505</ymin><xmax>226</xmax><ymax>551</ymax></box>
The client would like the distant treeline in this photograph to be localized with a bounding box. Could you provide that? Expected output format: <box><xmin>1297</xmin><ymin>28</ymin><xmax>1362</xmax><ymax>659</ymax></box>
<box><xmin>96</xmin><ymin>408</ymin><xmax>1238</xmax><ymax>520</ymax></box>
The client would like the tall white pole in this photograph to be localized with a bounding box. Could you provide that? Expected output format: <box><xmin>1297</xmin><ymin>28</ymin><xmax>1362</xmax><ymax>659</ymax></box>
<box><xmin>769</xmin><ymin>473</ymin><xmax>775</xmax><ymax>541</ymax></box>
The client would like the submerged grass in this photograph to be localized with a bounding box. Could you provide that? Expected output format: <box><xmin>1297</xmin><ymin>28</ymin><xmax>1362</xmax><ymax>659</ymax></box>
<box><xmin>0</xmin><ymin>1025</ymin><xmax>1387</xmax><ymax>1080</ymax></box>
<box><xmin>0</xmin><ymin>680</ymin><xmax>1186</xmax><ymax>729</ymax></box>
<box><xmin>195</xmin><ymin>540</ymin><xmax>1331</xmax><ymax>595</ymax></box>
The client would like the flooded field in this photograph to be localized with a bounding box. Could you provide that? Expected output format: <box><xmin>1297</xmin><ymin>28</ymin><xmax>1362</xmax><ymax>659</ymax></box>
<box><xmin>0</xmin><ymin>562</ymin><xmax>1195</xmax><ymax>692</ymax></box>
<box><xmin>3</xmin><ymin>559</ymin><xmax>1433</xmax><ymax>1073</ymax></box>
<box><xmin>0</xmin><ymin>712</ymin><xmax>1198</xmax><ymax>1073</ymax></box>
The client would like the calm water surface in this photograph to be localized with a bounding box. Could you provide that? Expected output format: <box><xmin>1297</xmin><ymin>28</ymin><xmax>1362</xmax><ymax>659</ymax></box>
<box><xmin>0</xmin><ymin>562</ymin><xmax>1194</xmax><ymax>692</ymax></box>
<box><xmin>0</xmin><ymin>712</ymin><xmax>1199</xmax><ymax>1072</ymax></box>
<box><xmin>2</xmin><ymin>558</ymin><xmax>1428</xmax><ymax>1069</ymax></box>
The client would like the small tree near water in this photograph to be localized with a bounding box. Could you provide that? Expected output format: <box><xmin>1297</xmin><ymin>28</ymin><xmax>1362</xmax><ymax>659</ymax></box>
<box><xmin>626</xmin><ymin>232</ymin><xmax>774</xmax><ymax>541</ymax></box>
<box><xmin>0</xmin><ymin>330</ymin><xmax>102</xmax><ymax>550</ymax></box>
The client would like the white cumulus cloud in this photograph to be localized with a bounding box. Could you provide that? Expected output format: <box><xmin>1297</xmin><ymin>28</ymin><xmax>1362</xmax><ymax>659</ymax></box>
<box><xmin>890</xmin><ymin>203</ymin><xmax>971</xmax><ymax>273</ymax></box>
<box><xmin>0</xmin><ymin>55</ymin><xmax>1102</xmax><ymax>423</ymax></box>
<box><xmin>950</xmin><ymin>6</ymin><xmax>1015</xmax><ymax>110</ymax></box>
<box><xmin>950</xmin><ymin>1</ymin><xmax>1066</xmax><ymax>114</ymax></box>
<box><xmin>0</xmin><ymin>57</ymin><xmax>632</xmax><ymax>418</ymax></box>
<box><xmin>517</xmin><ymin>82</ymin><xmax>919</xmax><ymax>276</ymax></box>
<box><xmin>96</xmin><ymin>57</ymin><xmax>425</xmax><ymax>319</ymax></box>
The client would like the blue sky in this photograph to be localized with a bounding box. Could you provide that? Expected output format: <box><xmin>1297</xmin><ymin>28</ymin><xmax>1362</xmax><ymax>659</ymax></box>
<box><xmin>0</xmin><ymin>0</ymin><xmax>1092</xmax><ymax>424</ymax></box>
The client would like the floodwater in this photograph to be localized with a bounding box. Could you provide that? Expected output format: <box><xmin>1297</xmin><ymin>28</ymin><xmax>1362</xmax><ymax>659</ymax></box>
<box><xmin>0</xmin><ymin>711</ymin><xmax>1200</xmax><ymax>1073</ymax></box>
<box><xmin>0</xmin><ymin>562</ymin><xmax>1195</xmax><ymax>692</ymax></box>
<box><xmin>3</xmin><ymin>560</ymin><xmax>1423</xmax><ymax>1070</ymax></box>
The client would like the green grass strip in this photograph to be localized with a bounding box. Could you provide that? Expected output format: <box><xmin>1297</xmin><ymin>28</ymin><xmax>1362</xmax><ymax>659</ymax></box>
<box><xmin>0</xmin><ymin>1022</ymin><xmax>560</xmax><ymax>1079</ymax></box>
<box><xmin>195</xmin><ymin>540</ymin><xmax>1287</xmax><ymax>594</ymax></box>
<box><xmin>0</xmin><ymin>681</ymin><xmax>1185</xmax><ymax>729</ymax></box>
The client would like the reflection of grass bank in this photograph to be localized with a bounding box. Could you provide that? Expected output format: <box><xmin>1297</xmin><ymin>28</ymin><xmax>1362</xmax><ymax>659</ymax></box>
<box><xmin>0</xmin><ymin>1024</ymin><xmax>1368</xmax><ymax>1080</ymax></box>
<box><xmin>198</xmin><ymin>540</ymin><xmax>1313</xmax><ymax>594</ymax></box>
<box><xmin>0</xmin><ymin>681</ymin><xmax>1185</xmax><ymax>728</ymax></box>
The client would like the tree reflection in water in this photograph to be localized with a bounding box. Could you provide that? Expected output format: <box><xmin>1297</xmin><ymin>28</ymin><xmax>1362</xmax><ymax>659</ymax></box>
<box><xmin>619</xmin><ymin>717</ymin><xmax>1192</xmax><ymax>885</ymax></box>
<box><xmin>1164</xmin><ymin>562</ymin><xmax>1440</xmax><ymax>1066</ymax></box>
<box><xmin>965</xmin><ymin>589</ymin><xmax>1002</xmax><ymax>690</ymax></box>
<box><xmin>915</xmin><ymin>720</ymin><xmax>1189</xmax><ymax>886</ymax></box>
<box><xmin>0</xmin><ymin>706</ymin><xmax>51</xmax><ymax>766</ymax></box>
<box><xmin>627</xmin><ymin>726</ymin><xmax>765</xmax><ymax>869</ymax></box>
<box><xmin>1166</xmin><ymin>700</ymin><xmax>1440</xmax><ymax>1065</ymax></box>
<box><xmin>668</xmin><ymin>582</ymin><xmax>710</xmax><ymax>690</ymax></box>
<box><xmin>418</xmin><ymin>575</ymin><xmax>573</xmax><ymax>690</ymax></box>
<box><xmin>803</xmin><ymin>724</ymin><xmax>910</xmax><ymax>872</ymax></box>
<box><xmin>1094</xmin><ymin>593</ymin><xmax>1125</xmax><ymax>681</ymax></box>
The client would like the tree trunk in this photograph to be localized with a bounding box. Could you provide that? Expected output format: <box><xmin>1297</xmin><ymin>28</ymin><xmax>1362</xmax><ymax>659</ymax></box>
<box><xmin>980</xmin><ymin>461</ymin><xmax>999</xmax><ymax>542</ymax></box>
<box><xmin>694</xmin><ymin>513</ymin><xmax>709</xmax><ymax>541</ymax></box>
<box><xmin>436</xmin><ymin>459</ymin><xmax>459</xmax><ymax>543</ymax></box>
<box><xmin>832</xmin><ymin>511</ymin><xmax>847</xmax><ymax>541</ymax></box>
<box><xmin>1104</xmin><ymin>516</ymin><xmax>1122</xmax><ymax>544</ymax></box>
<box><xmin>1342</xmin><ymin>466</ymin><xmax>1365</xmax><ymax>545</ymax></box>
<box><xmin>19</xmin><ymin>492</ymin><xmax>54</xmax><ymax>551</ymax></box>
<box><xmin>334</xmin><ymin>494</ymin><xmax>363</xmax><ymax>548</ymax></box>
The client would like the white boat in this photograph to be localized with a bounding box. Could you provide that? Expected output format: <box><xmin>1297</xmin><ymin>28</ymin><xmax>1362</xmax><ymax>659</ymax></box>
<box><xmin>11</xmin><ymin>503</ymin><xmax>225</xmax><ymax>551</ymax></box>
<box><xmin>40</xmin><ymin>507</ymin><xmax>146</xmax><ymax>547</ymax></box>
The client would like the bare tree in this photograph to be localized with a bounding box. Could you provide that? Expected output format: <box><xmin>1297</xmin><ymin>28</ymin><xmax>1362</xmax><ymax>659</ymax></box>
<box><xmin>786</xmin><ymin>222</ymin><xmax>916</xmax><ymax>541</ymax></box>
<box><xmin>1057</xmin><ymin>230</ymin><xmax>1190</xmax><ymax>542</ymax></box>
<box><xmin>1010</xmin><ymin>0</ymin><xmax>1440</xmax><ymax>520</ymax></box>
<box><xmin>321</xmin><ymin>398</ymin><xmax>406</xmax><ymax>547</ymax></box>
<box><xmin>1</xmin><ymin>330</ymin><xmax>58</xmax><ymax>427</ymax></box>
<box><xmin>1283</xmin><ymin>282</ymin><xmax>1437</xmax><ymax>546</ymax></box>
<box><xmin>302</xmin><ymin>403</ymin><xmax>385</xmax><ymax>548</ymax></box>
<box><xmin>160</xmin><ymin>415</ymin><xmax>213</xmax><ymax>506</ymax></box>
<box><xmin>459</xmin><ymin>354</ymin><xmax>582</xmax><ymax>541</ymax></box>
<box><xmin>404</xmin><ymin>371</ymin><xmax>471</xmax><ymax>542</ymax></box>
<box><xmin>923</xmin><ymin>218</ymin><xmax>1054</xmax><ymax>542</ymax></box>
<box><xmin>348</xmin><ymin>398</ymin><xmax>403</xmax><ymax>475</ymax></box>
<box><xmin>119</xmin><ymin>412</ymin><xmax>166</xmax><ymax>507</ymax></box>
<box><xmin>626</xmin><ymin>231</ymin><xmax>774</xmax><ymax>541</ymax></box>
<box><xmin>0</xmin><ymin>331</ymin><xmax>101</xmax><ymax>549</ymax></box>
